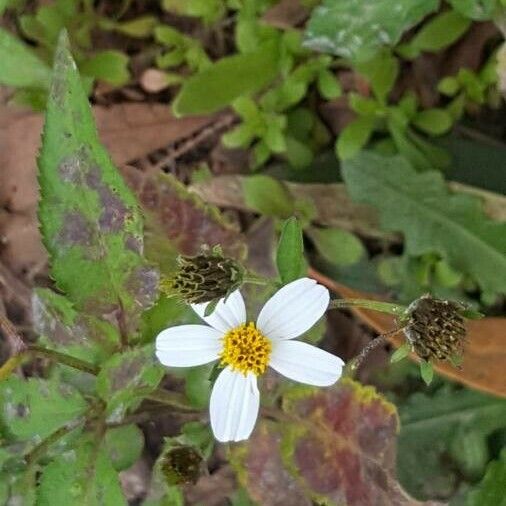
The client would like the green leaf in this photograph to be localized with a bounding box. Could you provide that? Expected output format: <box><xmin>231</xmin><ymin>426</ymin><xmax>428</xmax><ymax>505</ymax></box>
<box><xmin>104</xmin><ymin>425</ymin><xmax>144</xmax><ymax>471</ymax></box>
<box><xmin>317</xmin><ymin>68</ymin><xmax>342</xmax><ymax>99</ymax></box>
<box><xmin>399</xmin><ymin>10</ymin><xmax>471</xmax><ymax>58</ymax></box>
<box><xmin>36</xmin><ymin>440</ymin><xmax>127</xmax><ymax>505</ymax></box>
<box><xmin>419</xmin><ymin>360</ymin><xmax>434</xmax><ymax>385</ymax></box>
<box><xmin>342</xmin><ymin>151</ymin><xmax>506</xmax><ymax>296</ymax></box>
<box><xmin>38</xmin><ymin>32</ymin><xmax>158</xmax><ymax>330</ymax></box>
<box><xmin>356</xmin><ymin>51</ymin><xmax>399</xmax><ymax>103</ymax></box>
<box><xmin>108</xmin><ymin>15</ymin><xmax>157</xmax><ymax>38</ymax></box>
<box><xmin>96</xmin><ymin>345</ymin><xmax>164</xmax><ymax>421</ymax></box>
<box><xmin>304</xmin><ymin>0</ymin><xmax>439</xmax><ymax>61</ymax></box>
<box><xmin>336</xmin><ymin>116</ymin><xmax>375</xmax><ymax>160</ymax></box>
<box><xmin>447</xmin><ymin>0</ymin><xmax>498</xmax><ymax>20</ymax></box>
<box><xmin>307</xmin><ymin>226</ymin><xmax>364</xmax><ymax>266</ymax></box>
<box><xmin>276</xmin><ymin>217</ymin><xmax>305</xmax><ymax>284</ymax></box>
<box><xmin>80</xmin><ymin>50</ymin><xmax>130</xmax><ymax>86</ymax></box>
<box><xmin>466</xmin><ymin>453</ymin><xmax>506</xmax><ymax>505</ymax></box>
<box><xmin>412</xmin><ymin>108</ymin><xmax>453</xmax><ymax>136</ymax></box>
<box><xmin>32</xmin><ymin>288</ymin><xmax>119</xmax><ymax>362</ymax></box>
<box><xmin>390</xmin><ymin>343</ymin><xmax>410</xmax><ymax>363</ymax></box>
<box><xmin>0</xmin><ymin>27</ymin><xmax>52</xmax><ymax>88</ymax></box>
<box><xmin>173</xmin><ymin>41</ymin><xmax>280</xmax><ymax>116</ymax></box>
<box><xmin>397</xmin><ymin>385</ymin><xmax>506</xmax><ymax>500</ymax></box>
<box><xmin>0</xmin><ymin>376</ymin><xmax>87</xmax><ymax>443</ymax></box>
<box><xmin>243</xmin><ymin>175</ymin><xmax>295</xmax><ymax>218</ymax></box>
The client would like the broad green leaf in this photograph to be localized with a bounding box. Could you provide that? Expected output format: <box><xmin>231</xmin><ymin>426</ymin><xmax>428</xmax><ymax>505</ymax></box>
<box><xmin>32</xmin><ymin>288</ymin><xmax>119</xmax><ymax>362</ymax></box>
<box><xmin>243</xmin><ymin>175</ymin><xmax>295</xmax><ymax>218</ymax></box>
<box><xmin>304</xmin><ymin>0</ymin><xmax>439</xmax><ymax>61</ymax></box>
<box><xmin>96</xmin><ymin>345</ymin><xmax>164</xmax><ymax>421</ymax></box>
<box><xmin>412</xmin><ymin>108</ymin><xmax>453</xmax><ymax>136</ymax></box>
<box><xmin>104</xmin><ymin>425</ymin><xmax>144</xmax><ymax>471</ymax></box>
<box><xmin>399</xmin><ymin>11</ymin><xmax>471</xmax><ymax>58</ymax></box>
<box><xmin>173</xmin><ymin>41</ymin><xmax>280</xmax><ymax>115</ymax></box>
<box><xmin>397</xmin><ymin>385</ymin><xmax>506</xmax><ymax>500</ymax></box>
<box><xmin>276</xmin><ymin>217</ymin><xmax>305</xmax><ymax>284</ymax></box>
<box><xmin>466</xmin><ymin>452</ymin><xmax>506</xmax><ymax>505</ymax></box>
<box><xmin>307</xmin><ymin>226</ymin><xmax>364</xmax><ymax>266</ymax></box>
<box><xmin>0</xmin><ymin>376</ymin><xmax>87</xmax><ymax>443</ymax></box>
<box><xmin>317</xmin><ymin>68</ymin><xmax>342</xmax><ymax>99</ymax></box>
<box><xmin>0</xmin><ymin>27</ymin><xmax>52</xmax><ymax>88</ymax></box>
<box><xmin>80</xmin><ymin>50</ymin><xmax>130</xmax><ymax>86</ymax></box>
<box><xmin>36</xmin><ymin>440</ymin><xmax>126</xmax><ymax>506</ymax></box>
<box><xmin>342</xmin><ymin>151</ymin><xmax>506</xmax><ymax>296</ymax></box>
<box><xmin>356</xmin><ymin>51</ymin><xmax>399</xmax><ymax>103</ymax></box>
<box><xmin>232</xmin><ymin>379</ymin><xmax>405</xmax><ymax>505</ymax></box>
<box><xmin>447</xmin><ymin>0</ymin><xmax>498</xmax><ymax>20</ymax></box>
<box><xmin>336</xmin><ymin>116</ymin><xmax>375</xmax><ymax>159</ymax></box>
<box><xmin>106</xmin><ymin>15</ymin><xmax>157</xmax><ymax>38</ymax></box>
<box><xmin>38</xmin><ymin>32</ymin><xmax>158</xmax><ymax>330</ymax></box>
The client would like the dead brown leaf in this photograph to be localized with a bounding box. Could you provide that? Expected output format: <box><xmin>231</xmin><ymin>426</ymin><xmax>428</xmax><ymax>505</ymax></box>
<box><xmin>309</xmin><ymin>268</ymin><xmax>506</xmax><ymax>399</ymax></box>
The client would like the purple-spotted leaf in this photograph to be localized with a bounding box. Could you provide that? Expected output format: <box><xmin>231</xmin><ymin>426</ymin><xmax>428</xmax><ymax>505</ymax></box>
<box><xmin>121</xmin><ymin>166</ymin><xmax>246</xmax><ymax>274</ymax></box>
<box><xmin>37</xmin><ymin>32</ymin><xmax>158</xmax><ymax>332</ymax></box>
<box><xmin>233</xmin><ymin>379</ymin><xmax>439</xmax><ymax>506</ymax></box>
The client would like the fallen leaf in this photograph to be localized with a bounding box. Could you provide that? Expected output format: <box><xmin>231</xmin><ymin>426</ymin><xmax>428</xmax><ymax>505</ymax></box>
<box><xmin>234</xmin><ymin>380</ymin><xmax>443</xmax><ymax>506</ymax></box>
<box><xmin>309</xmin><ymin>268</ymin><xmax>506</xmax><ymax>398</ymax></box>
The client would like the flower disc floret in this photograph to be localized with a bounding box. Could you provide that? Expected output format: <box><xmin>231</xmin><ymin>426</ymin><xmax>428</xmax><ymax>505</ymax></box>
<box><xmin>220</xmin><ymin>322</ymin><xmax>271</xmax><ymax>376</ymax></box>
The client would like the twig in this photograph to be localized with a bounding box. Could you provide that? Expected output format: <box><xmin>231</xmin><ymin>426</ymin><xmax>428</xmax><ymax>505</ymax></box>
<box><xmin>328</xmin><ymin>298</ymin><xmax>407</xmax><ymax>317</ymax></box>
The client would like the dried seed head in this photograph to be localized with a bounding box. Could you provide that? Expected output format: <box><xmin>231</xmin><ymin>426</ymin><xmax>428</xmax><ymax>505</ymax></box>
<box><xmin>161</xmin><ymin>246</ymin><xmax>243</xmax><ymax>305</ymax></box>
<box><xmin>403</xmin><ymin>294</ymin><xmax>468</xmax><ymax>363</ymax></box>
<box><xmin>159</xmin><ymin>445</ymin><xmax>203</xmax><ymax>486</ymax></box>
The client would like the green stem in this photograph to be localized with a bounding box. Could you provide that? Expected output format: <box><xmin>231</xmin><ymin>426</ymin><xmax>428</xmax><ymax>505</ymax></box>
<box><xmin>28</xmin><ymin>345</ymin><xmax>99</xmax><ymax>375</ymax></box>
<box><xmin>146</xmin><ymin>388</ymin><xmax>198</xmax><ymax>411</ymax></box>
<box><xmin>328</xmin><ymin>298</ymin><xmax>407</xmax><ymax>317</ymax></box>
<box><xmin>243</xmin><ymin>273</ymin><xmax>269</xmax><ymax>286</ymax></box>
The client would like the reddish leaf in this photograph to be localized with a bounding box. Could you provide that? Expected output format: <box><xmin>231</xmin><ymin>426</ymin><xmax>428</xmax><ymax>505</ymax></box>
<box><xmin>234</xmin><ymin>380</ymin><xmax>440</xmax><ymax>506</ymax></box>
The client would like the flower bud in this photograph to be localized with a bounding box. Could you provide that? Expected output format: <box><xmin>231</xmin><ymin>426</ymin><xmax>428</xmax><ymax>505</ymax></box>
<box><xmin>403</xmin><ymin>294</ymin><xmax>468</xmax><ymax>363</ymax></box>
<box><xmin>159</xmin><ymin>445</ymin><xmax>203</xmax><ymax>485</ymax></box>
<box><xmin>162</xmin><ymin>247</ymin><xmax>244</xmax><ymax>305</ymax></box>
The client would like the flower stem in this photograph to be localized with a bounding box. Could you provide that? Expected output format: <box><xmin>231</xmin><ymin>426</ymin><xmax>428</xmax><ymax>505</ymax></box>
<box><xmin>146</xmin><ymin>388</ymin><xmax>198</xmax><ymax>411</ymax></box>
<box><xmin>328</xmin><ymin>298</ymin><xmax>407</xmax><ymax>317</ymax></box>
<box><xmin>28</xmin><ymin>345</ymin><xmax>99</xmax><ymax>375</ymax></box>
<box><xmin>243</xmin><ymin>273</ymin><xmax>270</xmax><ymax>286</ymax></box>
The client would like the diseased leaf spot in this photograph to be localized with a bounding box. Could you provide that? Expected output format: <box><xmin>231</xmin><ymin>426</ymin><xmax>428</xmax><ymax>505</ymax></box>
<box><xmin>125</xmin><ymin>235</ymin><xmax>142</xmax><ymax>254</ymax></box>
<box><xmin>59</xmin><ymin>212</ymin><xmax>93</xmax><ymax>246</ymax></box>
<box><xmin>126</xmin><ymin>265</ymin><xmax>160</xmax><ymax>308</ymax></box>
<box><xmin>110</xmin><ymin>356</ymin><xmax>144</xmax><ymax>392</ymax></box>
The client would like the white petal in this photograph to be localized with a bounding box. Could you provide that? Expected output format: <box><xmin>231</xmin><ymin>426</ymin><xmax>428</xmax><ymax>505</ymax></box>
<box><xmin>269</xmin><ymin>340</ymin><xmax>344</xmax><ymax>386</ymax></box>
<box><xmin>256</xmin><ymin>278</ymin><xmax>329</xmax><ymax>340</ymax></box>
<box><xmin>210</xmin><ymin>367</ymin><xmax>260</xmax><ymax>442</ymax></box>
<box><xmin>192</xmin><ymin>290</ymin><xmax>246</xmax><ymax>333</ymax></box>
<box><xmin>155</xmin><ymin>325</ymin><xmax>222</xmax><ymax>367</ymax></box>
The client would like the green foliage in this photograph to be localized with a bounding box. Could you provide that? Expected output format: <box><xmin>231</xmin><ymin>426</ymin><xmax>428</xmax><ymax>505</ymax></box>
<box><xmin>0</xmin><ymin>27</ymin><xmax>52</xmax><ymax>88</ymax></box>
<box><xmin>397</xmin><ymin>384</ymin><xmax>506</xmax><ymax>500</ymax></box>
<box><xmin>104</xmin><ymin>425</ymin><xmax>145</xmax><ymax>471</ymax></box>
<box><xmin>304</xmin><ymin>0</ymin><xmax>439</xmax><ymax>61</ymax></box>
<box><xmin>173</xmin><ymin>41</ymin><xmax>280</xmax><ymax>116</ymax></box>
<box><xmin>37</xmin><ymin>439</ymin><xmax>126</xmax><ymax>506</ymax></box>
<box><xmin>336</xmin><ymin>115</ymin><xmax>376</xmax><ymax>159</ymax></box>
<box><xmin>79</xmin><ymin>50</ymin><xmax>130</xmax><ymax>86</ymax></box>
<box><xmin>0</xmin><ymin>376</ymin><xmax>87</xmax><ymax>444</ymax></box>
<box><xmin>38</xmin><ymin>32</ymin><xmax>158</xmax><ymax>331</ymax></box>
<box><xmin>307</xmin><ymin>226</ymin><xmax>365</xmax><ymax>266</ymax></box>
<box><xmin>243</xmin><ymin>175</ymin><xmax>295</xmax><ymax>218</ymax></box>
<box><xmin>466</xmin><ymin>451</ymin><xmax>506</xmax><ymax>505</ymax></box>
<box><xmin>276</xmin><ymin>217</ymin><xmax>305</xmax><ymax>283</ymax></box>
<box><xmin>96</xmin><ymin>345</ymin><xmax>164</xmax><ymax>420</ymax></box>
<box><xmin>447</xmin><ymin>0</ymin><xmax>499</xmax><ymax>20</ymax></box>
<box><xmin>342</xmin><ymin>151</ymin><xmax>506</xmax><ymax>297</ymax></box>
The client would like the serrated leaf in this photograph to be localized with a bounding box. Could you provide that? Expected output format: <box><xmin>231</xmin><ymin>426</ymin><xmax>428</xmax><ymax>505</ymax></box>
<box><xmin>397</xmin><ymin>385</ymin><xmax>506</xmax><ymax>500</ymax></box>
<box><xmin>232</xmin><ymin>379</ymin><xmax>415</xmax><ymax>506</ymax></box>
<box><xmin>173</xmin><ymin>41</ymin><xmax>280</xmax><ymax>116</ymax></box>
<box><xmin>342</xmin><ymin>151</ymin><xmax>506</xmax><ymax>296</ymax></box>
<box><xmin>32</xmin><ymin>288</ymin><xmax>119</xmax><ymax>362</ymax></box>
<box><xmin>0</xmin><ymin>27</ymin><xmax>52</xmax><ymax>88</ymax></box>
<box><xmin>243</xmin><ymin>175</ymin><xmax>295</xmax><ymax>218</ymax></box>
<box><xmin>276</xmin><ymin>217</ymin><xmax>305</xmax><ymax>284</ymax></box>
<box><xmin>304</xmin><ymin>0</ymin><xmax>439</xmax><ymax>61</ymax></box>
<box><xmin>104</xmin><ymin>424</ymin><xmax>144</xmax><ymax>471</ymax></box>
<box><xmin>121</xmin><ymin>167</ymin><xmax>246</xmax><ymax>274</ymax></box>
<box><xmin>307</xmin><ymin>226</ymin><xmax>364</xmax><ymax>266</ymax></box>
<box><xmin>96</xmin><ymin>345</ymin><xmax>164</xmax><ymax>420</ymax></box>
<box><xmin>38</xmin><ymin>32</ymin><xmax>158</xmax><ymax>331</ymax></box>
<box><xmin>36</xmin><ymin>439</ymin><xmax>126</xmax><ymax>506</ymax></box>
<box><xmin>0</xmin><ymin>376</ymin><xmax>87</xmax><ymax>443</ymax></box>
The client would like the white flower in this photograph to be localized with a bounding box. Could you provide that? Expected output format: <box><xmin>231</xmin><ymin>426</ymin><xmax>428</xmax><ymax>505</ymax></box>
<box><xmin>155</xmin><ymin>277</ymin><xmax>344</xmax><ymax>442</ymax></box>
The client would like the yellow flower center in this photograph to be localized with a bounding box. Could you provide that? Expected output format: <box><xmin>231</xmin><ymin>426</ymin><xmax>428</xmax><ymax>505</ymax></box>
<box><xmin>219</xmin><ymin>322</ymin><xmax>271</xmax><ymax>376</ymax></box>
